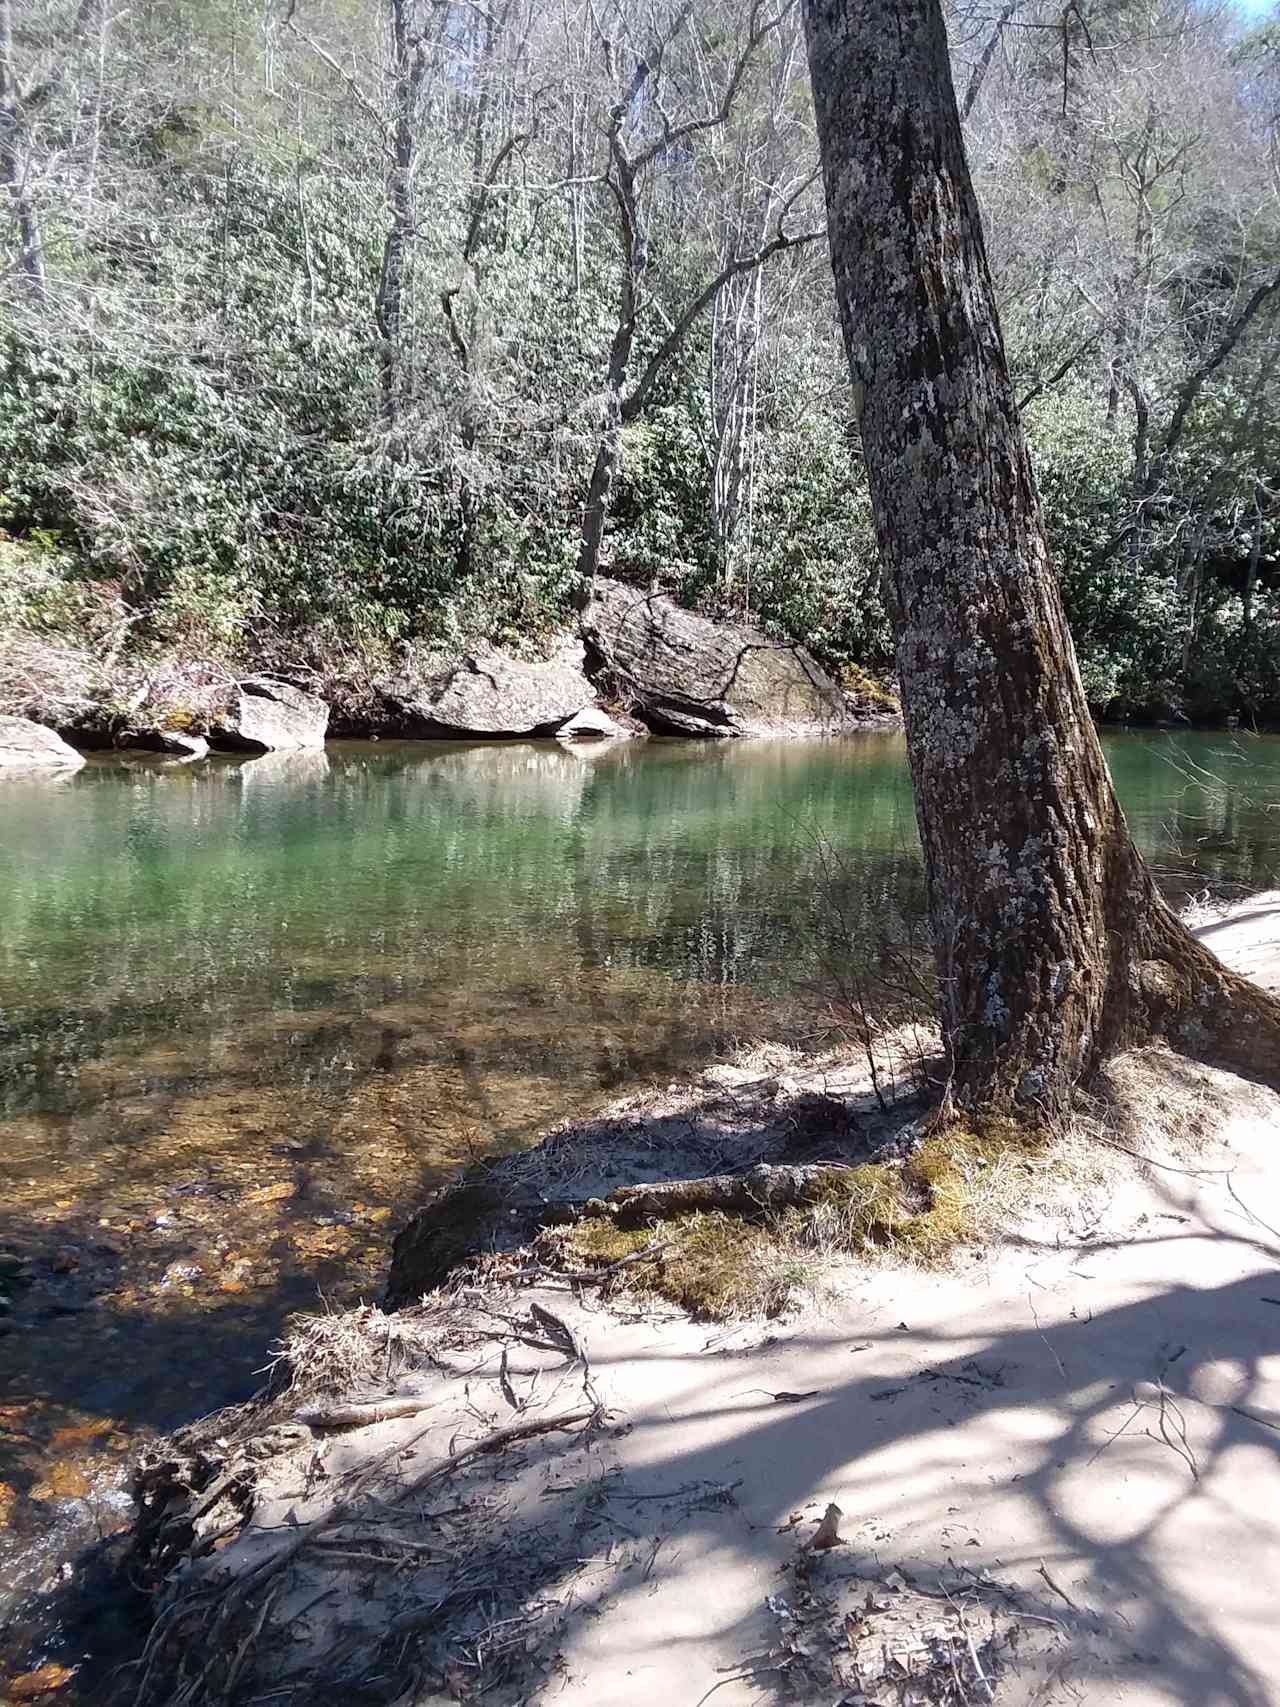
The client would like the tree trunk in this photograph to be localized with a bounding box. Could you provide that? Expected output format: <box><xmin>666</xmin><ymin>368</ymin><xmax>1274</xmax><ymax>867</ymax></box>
<box><xmin>574</xmin><ymin>146</ymin><xmax>642</xmax><ymax>599</ymax></box>
<box><xmin>1242</xmin><ymin>487</ymin><xmax>1263</xmax><ymax>645</ymax></box>
<box><xmin>0</xmin><ymin>0</ymin><xmax>48</xmax><ymax>308</ymax></box>
<box><xmin>376</xmin><ymin>0</ymin><xmax>420</xmax><ymax>436</ymax></box>
<box><xmin>802</xmin><ymin>0</ymin><xmax>1280</xmax><ymax>1115</ymax></box>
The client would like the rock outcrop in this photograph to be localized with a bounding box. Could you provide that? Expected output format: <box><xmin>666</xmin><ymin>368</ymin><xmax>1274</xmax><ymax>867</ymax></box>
<box><xmin>581</xmin><ymin>579</ymin><xmax>852</xmax><ymax>736</ymax></box>
<box><xmin>375</xmin><ymin>645</ymin><xmax>595</xmax><ymax>738</ymax></box>
<box><xmin>215</xmin><ymin>678</ymin><xmax>329</xmax><ymax>752</ymax></box>
<box><xmin>0</xmin><ymin>716</ymin><xmax>86</xmax><ymax>772</ymax></box>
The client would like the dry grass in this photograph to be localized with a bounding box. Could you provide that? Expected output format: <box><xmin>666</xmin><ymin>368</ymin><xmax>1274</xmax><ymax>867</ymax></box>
<box><xmin>562</xmin><ymin>1214</ymin><xmax>807</xmax><ymax>1317</ymax></box>
<box><xmin>272</xmin><ymin>1298</ymin><xmax>490</xmax><ymax>1403</ymax></box>
<box><xmin>785</xmin><ymin>1116</ymin><xmax>1051</xmax><ymax>1262</ymax></box>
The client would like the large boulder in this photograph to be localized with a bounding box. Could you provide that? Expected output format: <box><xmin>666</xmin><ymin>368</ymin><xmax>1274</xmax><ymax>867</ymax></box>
<box><xmin>0</xmin><ymin>716</ymin><xmax>85</xmax><ymax>772</ymax></box>
<box><xmin>215</xmin><ymin>678</ymin><xmax>329</xmax><ymax>752</ymax></box>
<box><xmin>375</xmin><ymin>644</ymin><xmax>595</xmax><ymax>738</ymax></box>
<box><xmin>581</xmin><ymin>579</ymin><xmax>851</xmax><ymax>736</ymax></box>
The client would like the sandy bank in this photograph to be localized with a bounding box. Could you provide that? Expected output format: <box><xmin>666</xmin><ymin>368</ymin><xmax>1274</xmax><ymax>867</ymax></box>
<box><xmin>1188</xmin><ymin>888</ymin><xmax>1280</xmax><ymax>995</ymax></box>
<box><xmin>61</xmin><ymin>897</ymin><xmax>1280</xmax><ymax>1707</ymax></box>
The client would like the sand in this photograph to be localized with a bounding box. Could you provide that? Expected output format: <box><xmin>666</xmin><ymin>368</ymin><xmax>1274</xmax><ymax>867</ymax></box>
<box><xmin>119</xmin><ymin>898</ymin><xmax>1280</xmax><ymax>1707</ymax></box>
<box><xmin>1189</xmin><ymin>888</ymin><xmax>1280</xmax><ymax>995</ymax></box>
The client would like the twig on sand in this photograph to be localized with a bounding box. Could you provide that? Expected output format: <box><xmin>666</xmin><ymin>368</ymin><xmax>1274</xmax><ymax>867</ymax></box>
<box><xmin>964</xmin><ymin>1626</ymin><xmax>995</xmax><ymax>1700</ymax></box>
<box><xmin>1036</xmin><ymin>1560</ymin><xmax>1079</xmax><ymax>1611</ymax></box>
<box><xmin>694</xmin><ymin>1664</ymin><xmax>785</xmax><ymax>1707</ymax></box>
<box><xmin>294</xmin><ymin>1396</ymin><xmax>437</xmax><ymax>1432</ymax></box>
<box><xmin>133</xmin><ymin>1405</ymin><xmax>600</xmax><ymax>1707</ymax></box>
<box><xmin>1230</xmin><ymin>1404</ymin><xmax>1280</xmax><ymax>1432</ymax></box>
<box><xmin>529</xmin><ymin>1302</ymin><xmax>588</xmax><ymax>1367</ymax></box>
<box><xmin>1026</xmin><ymin>1292</ymin><xmax>1067</xmax><ymax>1380</ymax></box>
<box><xmin>1226</xmin><ymin>1171</ymin><xmax>1280</xmax><ymax>1249</ymax></box>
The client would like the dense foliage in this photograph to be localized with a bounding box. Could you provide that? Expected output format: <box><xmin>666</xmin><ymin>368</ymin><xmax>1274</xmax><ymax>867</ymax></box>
<box><xmin>1</xmin><ymin>0</ymin><xmax>1278</xmax><ymax>721</ymax></box>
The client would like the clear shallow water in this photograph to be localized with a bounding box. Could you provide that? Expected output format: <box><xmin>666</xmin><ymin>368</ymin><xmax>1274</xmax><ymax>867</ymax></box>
<box><xmin>0</xmin><ymin>728</ymin><xmax>1278</xmax><ymax>1599</ymax></box>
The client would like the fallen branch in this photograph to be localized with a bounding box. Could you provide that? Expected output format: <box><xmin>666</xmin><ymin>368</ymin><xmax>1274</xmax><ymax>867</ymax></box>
<box><xmin>294</xmin><ymin>1396</ymin><xmax>436</xmax><ymax>1432</ymax></box>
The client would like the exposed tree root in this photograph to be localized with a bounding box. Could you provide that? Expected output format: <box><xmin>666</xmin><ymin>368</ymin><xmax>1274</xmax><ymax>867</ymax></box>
<box><xmin>574</xmin><ymin>1162</ymin><xmax>839</xmax><ymax>1227</ymax></box>
<box><xmin>127</xmin><ymin>1405</ymin><xmax>601</xmax><ymax>1707</ymax></box>
<box><xmin>1129</xmin><ymin>899</ymin><xmax>1280</xmax><ymax>1094</ymax></box>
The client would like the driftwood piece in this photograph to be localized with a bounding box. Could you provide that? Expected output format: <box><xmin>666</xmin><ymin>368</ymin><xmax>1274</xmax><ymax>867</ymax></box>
<box><xmin>294</xmin><ymin>1396</ymin><xmax>436</xmax><ymax>1432</ymax></box>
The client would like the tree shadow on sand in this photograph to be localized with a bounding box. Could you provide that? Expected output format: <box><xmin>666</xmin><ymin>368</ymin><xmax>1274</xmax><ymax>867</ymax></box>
<box><xmin>34</xmin><ymin>1102</ymin><xmax>1278</xmax><ymax>1707</ymax></box>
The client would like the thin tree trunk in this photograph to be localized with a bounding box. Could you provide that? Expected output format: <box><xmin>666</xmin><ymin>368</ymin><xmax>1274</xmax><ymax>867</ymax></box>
<box><xmin>574</xmin><ymin>140</ymin><xmax>642</xmax><ymax>597</ymax></box>
<box><xmin>1178</xmin><ymin>513</ymin><xmax>1208</xmax><ymax>680</ymax></box>
<box><xmin>1242</xmin><ymin>487</ymin><xmax>1263</xmax><ymax>644</ymax></box>
<box><xmin>0</xmin><ymin>0</ymin><xmax>48</xmax><ymax>307</ymax></box>
<box><xmin>377</xmin><ymin>0</ymin><xmax>420</xmax><ymax>436</ymax></box>
<box><xmin>575</xmin><ymin>361</ymin><xmax>629</xmax><ymax>592</ymax></box>
<box><xmin>78</xmin><ymin>0</ymin><xmax>107</xmax><ymax>216</ymax></box>
<box><xmin>802</xmin><ymin>0</ymin><xmax>1280</xmax><ymax>1115</ymax></box>
<box><xmin>960</xmin><ymin>0</ymin><xmax>1023</xmax><ymax>121</ymax></box>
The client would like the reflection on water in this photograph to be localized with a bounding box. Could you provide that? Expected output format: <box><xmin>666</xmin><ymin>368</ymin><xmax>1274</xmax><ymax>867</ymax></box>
<box><xmin>0</xmin><ymin>729</ymin><xmax>1278</xmax><ymax>1599</ymax></box>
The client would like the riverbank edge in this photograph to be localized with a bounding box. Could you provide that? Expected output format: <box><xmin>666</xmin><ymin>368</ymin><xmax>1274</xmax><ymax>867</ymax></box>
<box><xmin>7</xmin><ymin>623</ymin><xmax>1269</xmax><ymax>754</ymax></box>
<box><xmin>18</xmin><ymin>891</ymin><xmax>1275</xmax><ymax>1706</ymax></box>
<box><xmin>0</xmin><ymin>585</ymin><xmax>903</xmax><ymax>752</ymax></box>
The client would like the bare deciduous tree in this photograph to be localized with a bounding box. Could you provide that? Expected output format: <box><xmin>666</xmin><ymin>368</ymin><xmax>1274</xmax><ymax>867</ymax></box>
<box><xmin>573</xmin><ymin>0</ymin><xmax>822</xmax><ymax>598</ymax></box>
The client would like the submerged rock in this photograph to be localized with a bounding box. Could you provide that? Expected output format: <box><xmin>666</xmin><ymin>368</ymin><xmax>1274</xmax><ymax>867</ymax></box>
<box><xmin>376</xmin><ymin>644</ymin><xmax>595</xmax><ymax>738</ymax></box>
<box><xmin>215</xmin><ymin>677</ymin><xmax>329</xmax><ymax>752</ymax></box>
<box><xmin>581</xmin><ymin>579</ymin><xmax>854</xmax><ymax>737</ymax></box>
<box><xmin>0</xmin><ymin>716</ymin><xmax>85</xmax><ymax>772</ymax></box>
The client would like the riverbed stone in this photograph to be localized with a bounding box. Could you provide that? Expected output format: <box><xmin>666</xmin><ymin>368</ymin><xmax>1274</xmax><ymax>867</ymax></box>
<box><xmin>217</xmin><ymin>678</ymin><xmax>329</xmax><ymax>752</ymax></box>
<box><xmin>376</xmin><ymin>643</ymin><xmax>595</xmax><ymax>738</ymax></box>
<box><xmin>0</xmin><ymin>716</ymin><xmax>85</xmax><ymax>772</ymax></box>
<box><xmin>581</xmin><ymin>579</ymin><xmax>852</xmax><ymax>736</ymax></box>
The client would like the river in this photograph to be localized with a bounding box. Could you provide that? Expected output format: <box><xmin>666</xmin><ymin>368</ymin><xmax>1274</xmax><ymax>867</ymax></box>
<box><xmin>1</xmin><ymin>728</ymin><xmax>1278</xmax><ymax>1621</ymax></box>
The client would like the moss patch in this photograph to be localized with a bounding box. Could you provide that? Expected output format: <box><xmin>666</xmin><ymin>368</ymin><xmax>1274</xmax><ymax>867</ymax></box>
<box><xmin>556</xmin><ymin>1116</ymin><xmax>1050</xmax><ymax>1318</ymax></box>
<box><xmin>791</xmin><ymin>1115</ymin><xmax>1048</xmax><ymax>1260</ymax></box>
<box><xmin>560</xmin><ymin>1213</ymin><xmax>797</xmax><ymax>1318</ymax></box>
<box><xmin>841</xmin><ymin>665</ymin><xmax>900</xmax><ymax>714</ymax></box>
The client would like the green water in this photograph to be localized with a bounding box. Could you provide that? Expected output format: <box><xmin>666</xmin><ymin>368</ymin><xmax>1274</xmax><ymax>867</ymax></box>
<box><xmin>0</xmin><ymin>728</ymin><xmax>1278</xmax><ymax>1573</ymax></box>
<box><xmin>4</xmin><ymin>731</ymin><xmax>1278</xmax><ymax>1121</ymax></box>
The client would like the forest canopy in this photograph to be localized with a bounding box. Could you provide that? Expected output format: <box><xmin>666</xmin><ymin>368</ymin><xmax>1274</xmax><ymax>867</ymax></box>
<box><xmin>2</xmin><ymin>0</ymin><xmax>1279</xmax><ymax>724</ymax></box>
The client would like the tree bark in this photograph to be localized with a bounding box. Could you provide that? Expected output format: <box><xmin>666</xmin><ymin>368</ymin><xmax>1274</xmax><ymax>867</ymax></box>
<box><xmin>802</xmin><ymin>0</ymin><xmax>1280</xmax><ymax>1115</ymax></box>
